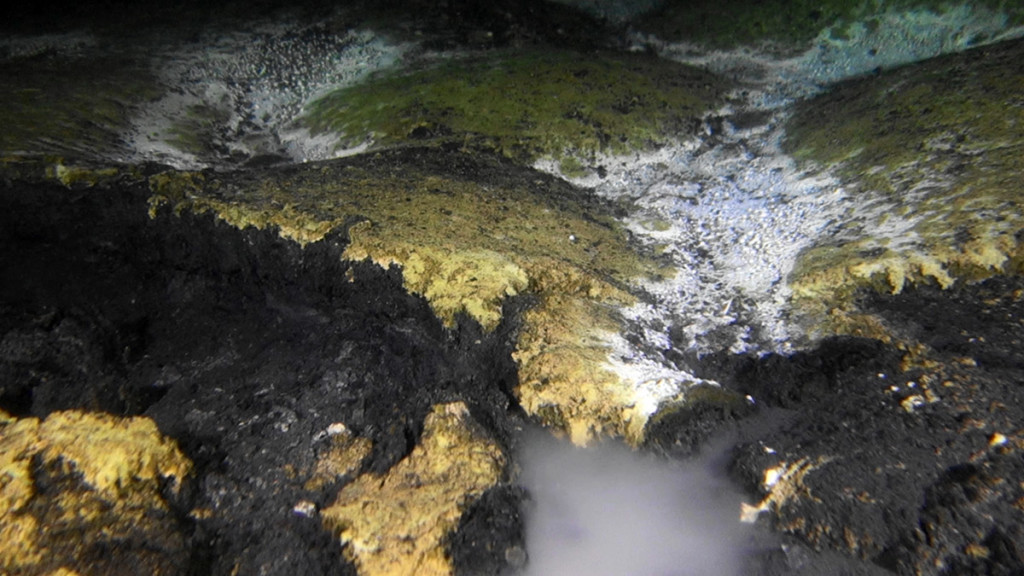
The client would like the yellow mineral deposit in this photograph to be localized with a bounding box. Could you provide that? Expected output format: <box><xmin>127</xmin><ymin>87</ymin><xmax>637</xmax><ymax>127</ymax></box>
<box><xmin>739</xmin><ymin>456</ymin><xmax>834</xmax><ymax>524</ymax></box>
<box><xmin>344</xmin><ymin>227</ymin><xmax>530</xmax><ymax>332</ymax></box>
<box><xmin>514</xmin><ymin>293</ymin><xmax>647</xmax><ymax>445</ymax></box>
<box><xmin>304</xmin><ymin>425</ymin><xmax>374</xmax><ymax>492</ymax></box>
<box><xmin>321</xmin><ymin>402</ymin><xmax>505</xmax><ymax>576</ymax></box>
<box><xmin>154</xmin><ymin>155</ymin><xmax>670</xmax><ymax>446</ymax></box>
<box><xmin>0</xmin><ymin>409</ymin><xmax>192</xmax><ymax>575</ymax></box>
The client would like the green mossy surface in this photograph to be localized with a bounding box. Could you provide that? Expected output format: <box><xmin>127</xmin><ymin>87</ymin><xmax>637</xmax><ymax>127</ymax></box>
<box><xmin>0</xmin><ymin>54</ymin><xmax>160</xmax><ymax>161</ymax></box>
<box><xmin>784</xmin><ymin>37</ymin><xmax>1024</xmax><ymax>332</ymax></box>
<box><xmin>634</xmin><ymin>0</ymin><xmax>1024</xmax><ymax>49</ymax></box>
<box><xmin>301</xmin><ymin>49</ymin><xmax>727</xmax><ymax>170</ymax></box>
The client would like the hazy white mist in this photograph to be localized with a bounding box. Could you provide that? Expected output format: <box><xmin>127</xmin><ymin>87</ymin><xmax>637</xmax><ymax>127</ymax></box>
<box><xmin>519</xmin><ymin>432</ymin><xmax>751</xmax><ymax>576</ymax></box>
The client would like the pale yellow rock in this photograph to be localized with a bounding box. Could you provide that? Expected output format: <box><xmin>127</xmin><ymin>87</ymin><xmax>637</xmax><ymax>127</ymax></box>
<box><xmin>345</xmin><ymin>229</ymin><xmax>530</xmax><ymax>331</ymax></box>
<box><xmin>322</xmin><ymin>402</ymin><xmax>505</xmax><ymax>576</ymax></box>
<box><xmin>0</xmin><ymin>409</ymin><xmax>192</xmax><ymax>576</ymax></box>
<box><xmin>193</xmin><ymin>197</ymin><xmax>344</xmax><ymax>247</ymax></box>
<box><xmin>847</xmin><ymin>252</ymin><xmax>956</xmax><ymax>295</ymax></box>
<box><xmin>36</xmin><ymin>410</ymin><xmax>191</xmax><ymax>497</ymax></box>
<box><xmin>513</xmin><ymin>293</ymin><xmax>645</xmax><ymax>445</ymax></box>
<box><xmin>305</xmin><ymin>429</ymin><xmax>374</xmax><ymax>491</ymax></box>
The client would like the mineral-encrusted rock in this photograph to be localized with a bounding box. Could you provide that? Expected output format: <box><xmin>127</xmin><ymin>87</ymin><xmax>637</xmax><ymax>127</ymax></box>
<box><xmin>6</xmin><ymin>4</ymin><xmax>1023</xmax><ymax>576</ymax></box>
<box><xmin>0</xmin><ymin>410</ymin><xmax>192</xmax><ymax>576</ymax></box>
<box><xmin>154</xmin><ymin>148</ymin><xmax>675</xmax><ymax>444</ymax></box>
<box><xmin>321</xmin><ymin>402</ymin><xmax>505</xmax><ymax>576</ymax></box>
<box><xmin>705</xmin><ymin>276</ymin><xmax>1024</xmax><ymax>575</ymax></box>
<box><xmin>729</xmin><ymin>34</ymin><xmax>1024</xmax><ymax>575</ymax></box>
<box><xmin>739</xmin><ymin>43</ymin><xmax>1024</xmax><ymax>572</ymax></box>
<box><xmin>1</xmin><ymin>175</ymin><xmax>521</xmax><ymax>575</ymax></box>
<box><xmin>786</xmin><ymin>36</ymin><xmax>1024</xmax><ymax>337</ymax></box>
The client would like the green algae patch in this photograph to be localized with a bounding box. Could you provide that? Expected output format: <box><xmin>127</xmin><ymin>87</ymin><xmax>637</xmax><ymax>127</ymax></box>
<box><xmin>301</xmin><ymin>49</ymin><xmax>727</xmax><ymax>173</ymax></box>
<box><xmin>0</xmin><ymin>54</ymin><xmax>161</xmax><ymax>161</ymax></box>
<box><xmin>785</xmin><ymin>37</ymin><xmax>1024</xmax><ymax>336</ymax></box>
<box><xmin>634</xmin><ymin>0</ymin><xmax>1024</xmax><ymax>50</ymax></box>
<box><xmin>0</xmin><ymin>410</ymin><xmax>192</xmax><ymax>576</ymax></box>
<box><xmin>156</xmin><ymin>148</ymin><xmax>672</xmax><ymax>444</ymax></box>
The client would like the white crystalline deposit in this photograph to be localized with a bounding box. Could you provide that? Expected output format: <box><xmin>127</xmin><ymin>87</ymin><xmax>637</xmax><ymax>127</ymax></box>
<box><xmin>126</xmin><ymin>24</ymin><xmax>407</xmax><ymax>169</ymax></box>
<box><xmin>539</xmin><ymin>111</ymin><xmax>846</xmax><ymax>357</ymax></box>
<box><xmin>539</xmin><ymin>2</ymin><xmax>1024</xmax><ymax>362</ymax></box>
<box><xmin>602</xmin><ymin>330</ymin><xmax>718</xmax><ymax>419</ymax></box>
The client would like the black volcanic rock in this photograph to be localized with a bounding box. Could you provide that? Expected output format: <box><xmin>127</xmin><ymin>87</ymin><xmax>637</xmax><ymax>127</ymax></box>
<box><xmin>686</xmin><ymin>278</ymin><xmax>1024</xmax><ymax>575</ymax></box>
<box><xmin>0</xmin><ymin>175</ymin><xmax>527</xmax><ymax>575</ymax></box>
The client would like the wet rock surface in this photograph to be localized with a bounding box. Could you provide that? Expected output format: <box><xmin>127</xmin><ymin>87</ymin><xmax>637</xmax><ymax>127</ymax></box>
<box><xmin>683</xmin><ymin>277</ymin><xmax>1024</xmax><ymax>575</ymax></box>
<box><xmin>0</xmin><ymin>176</ymin><xmax>527</xmax><ymax>575</ymax></box>
<box><xmin>3</xmin><ymin>2</ymin><xmax>1024</xmax><ymax>575</ymax></box>
<box><xmin>6</xmin><ymin>157</ymin><xmax>1022</xmax><ymax>576</ymax></box>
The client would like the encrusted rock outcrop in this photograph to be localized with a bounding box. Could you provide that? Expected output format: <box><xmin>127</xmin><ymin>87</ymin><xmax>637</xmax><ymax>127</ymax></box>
<box><xmin>786</xmin><ymin>37</ymin><xmax>1024</xmax><ymax>338</ymax></box>
<box><xmin>322</xmin><ymin>402</ymin><xmax>504</xmax><ymax>576</ymax></box>
<box><xmin>0</xmin><ymin>410</ymin><xmax>192</xmax><ymax>576</ymax></box>
<box><xmin>151</xmin><ymin>147</ymin><xmax>679</xmax><ymax>445</ymax></box>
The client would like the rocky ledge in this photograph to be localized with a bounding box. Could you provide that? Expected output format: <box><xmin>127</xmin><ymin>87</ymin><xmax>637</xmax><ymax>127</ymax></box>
<box><xmin>2</xmin><ymin>2</ymin><xmax>1024</xmax><ymax>575</ymax></box>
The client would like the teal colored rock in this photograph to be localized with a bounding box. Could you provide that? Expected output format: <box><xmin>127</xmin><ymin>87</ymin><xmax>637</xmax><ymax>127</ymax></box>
<box><xmin>633</xmin><ymin>0</ymin><xmax>1024</xmax><ymax>50</ymax></box>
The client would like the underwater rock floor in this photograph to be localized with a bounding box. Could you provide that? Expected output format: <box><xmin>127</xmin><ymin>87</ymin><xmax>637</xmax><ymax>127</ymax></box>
<box><xmin>3</xmin><ymin>160</ymin><xmax>1022</xmax><ymax>575</ymax></box>
<box><xmin>3</xmin><ymin>1</ymin><xmax>1024</xmax><ymax>574</ymax></box>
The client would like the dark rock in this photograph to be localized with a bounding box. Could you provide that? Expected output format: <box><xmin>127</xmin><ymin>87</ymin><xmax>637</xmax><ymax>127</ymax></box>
<box><xmin>448</xmin><ymin>485</ymin><xmax>528</xmax><ymax>576</ymax></box>
<box><xmin>337</xmin><ymin>0</ymin><xmax>624</xmax><ymax>51</ymax></box>
<box><xmin>0</xmin><ymin>174</ymin><xmax>527</xmax><ymax>575</ymax></box>
<box><xmin>643</xmin><ymin>383</ymin><xmax>757</xmax><ymax>458</ymax></box>
<box><xmin>687</xmin><ymin>279</ymin><xmax>1024</xmax><ymax>575</ymax></box>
